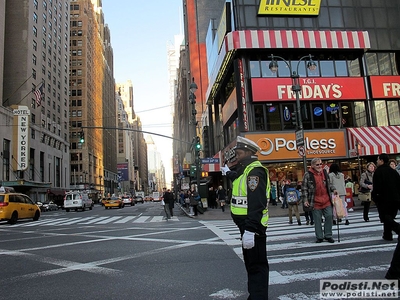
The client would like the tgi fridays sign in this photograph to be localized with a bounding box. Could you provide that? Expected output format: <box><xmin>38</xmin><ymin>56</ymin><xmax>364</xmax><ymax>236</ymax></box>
<box><xmin>251</xmin><ymin>77</ymin><xmax>366</xmax><ymax>101</ymax></box>
<box><xmin>12</xmin><ymin>106</ymin><xmax>30</xmax><ymax>171</ymax></box>
<box><xmin>369</xmin><ymin>76</ymin><xmax>400</xmax><ymax>98</ymax></box>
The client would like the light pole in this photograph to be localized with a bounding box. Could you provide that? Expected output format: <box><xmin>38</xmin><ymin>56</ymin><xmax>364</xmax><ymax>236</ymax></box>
<box><xmin>189</xmin><ymin>78</ymin><xmax>201</xmax><ymax>191</ymax></box>
<box><xmin>99</xmin><ymin>175</ymin><xmax>103</xmax><ymax>200</ymax></box>
<box><xmin>83</xmin><ymin>171</ymin><xmax>88</xmax><ymax>189</ymax></box>
<box><xmin>268</xmin><ymin>54</ymin><xmax>317</xmax><ymax>175</ymax></box>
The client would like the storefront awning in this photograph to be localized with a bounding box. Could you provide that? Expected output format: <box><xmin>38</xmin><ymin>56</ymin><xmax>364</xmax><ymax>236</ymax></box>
<box><xmin>347</xmin><ymin>126</ymin><xmax>400</xmax><ymax>157</ymax></box>
<box><xmin>225</xmin><ymin>30</ymin><xmax>370</xmax><ymax>52</ymax></box>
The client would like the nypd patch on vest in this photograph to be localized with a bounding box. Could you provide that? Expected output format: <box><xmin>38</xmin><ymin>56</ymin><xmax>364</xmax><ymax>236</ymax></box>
<box><xmin>247</xmin><ymin>176</ymin><xmax>259</xmax><ymax>191</ymax></box>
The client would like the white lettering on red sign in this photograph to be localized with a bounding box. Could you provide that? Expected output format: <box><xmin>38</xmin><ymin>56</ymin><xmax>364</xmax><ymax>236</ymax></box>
<box><xmin>238</xmin><ymin>60</ymin><xmax>248</xmax><ymax>131</ymax></box>
<box><xmin>277</xmin><ymin>84</ymin><xmax>342</xmax><ymax>100</ymax></box>
<box><xmin>382</xmin><ymin>83</ymin><xmax>400</xmax><ymax>97</ymax></box>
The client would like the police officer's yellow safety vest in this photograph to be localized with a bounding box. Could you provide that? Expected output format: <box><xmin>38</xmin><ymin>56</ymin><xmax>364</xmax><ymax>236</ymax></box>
<box><xmin>231</xmin><ymin>161</ymin><xmax>270</xmax><ymax>227</ymax></box>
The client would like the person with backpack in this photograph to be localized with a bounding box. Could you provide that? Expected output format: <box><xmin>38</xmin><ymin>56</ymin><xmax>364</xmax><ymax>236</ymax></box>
<box><xmin>286</xmin><ymin>182</ymin><xmax>301</xmax><ymax>225</ymax></box>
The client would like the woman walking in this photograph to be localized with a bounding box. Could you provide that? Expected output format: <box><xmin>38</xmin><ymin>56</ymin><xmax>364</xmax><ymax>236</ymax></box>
<box><xmin>329</xmin><ymin>163</ymin><xmax>349</xmax><ymax>225</ymax></box>
<box><xmin>360</xmin><ymin>162</ymin><xmax>376</xmax><ymax>222</ymax></box>
<box><xmin>216</xmin><ymin>185</ymin><xmax>227</xmax><ymax>212</ymax></box>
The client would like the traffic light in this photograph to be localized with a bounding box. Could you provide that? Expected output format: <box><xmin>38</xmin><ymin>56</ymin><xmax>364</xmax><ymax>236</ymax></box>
<box><xmin>190</xmin><ymin>164</ymin><xmax>197</xmax><ymax>177</ymax></box>
<box><xmin>79</xmin><ymin>130</ymin><xmax>85</xmax><ymax>143</ymax></box>
<box><xmin>291</xmin><ymin>112</ymin><xmax>297</xmax><ymax>126</ymax></box>
<box><xmin>195</xmin><ymin>136</ymin><xmax>201</xmax><ymax>154</ymax></box>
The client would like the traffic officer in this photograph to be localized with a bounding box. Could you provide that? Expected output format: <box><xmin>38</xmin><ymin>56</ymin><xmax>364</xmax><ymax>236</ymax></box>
<box><xmin>221</xmin><ymin>136</ymin><xmax>270</xmax><ymax>299</ymax></box>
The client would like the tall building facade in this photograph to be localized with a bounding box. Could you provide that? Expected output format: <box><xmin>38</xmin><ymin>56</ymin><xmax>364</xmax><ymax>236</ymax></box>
<box><xmin>180</xmin><ymin>0</ymin><xmax>400</xmax><ymax>191</ymax></box>
<box><xmin>2</xmin><ymin>0</ymin><xmax>71</xmax><ymax>202</ymax></box>
<box><xmin>70</xmin><ymin>0</ymin><xmax>117</xmax><ymax>198</ymax></box>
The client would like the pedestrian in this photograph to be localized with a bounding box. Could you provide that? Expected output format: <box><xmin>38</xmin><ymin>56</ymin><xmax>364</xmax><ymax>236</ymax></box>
<box><xmin>373</xmin><ymin>153</ymin><xmax>400</xmax><ymax>241</ymax></box>
<box><xmin>189</xmin><ymin>189</ymin><xmax>199</xmax><ymax>216</ymax></box>
<box><xmin>285</xmin><ymin>182</ymin><xmax>301</xmax><ymax>225</ymax></box>
<box><xmin>166</xmin><ymin>189</ymin><xmax>174</xmax><ymax>217</ymax></box>
<box><xmin>329</xmin><ymin>163</ymin><xmax>350</xmax><ymax>225</ymax></box>
<box><xmin>221</xmin><ymin>136</ymin><xmax>270</xmax><ymax>299</ymax></box>
<box><xmin>280</xmin><ymin>180</ymin><xmax>289</xmax><ymax>209</ymax></box>
<box><xmin>216</xmin><ymin>185</ymin><xmax>227</xmax><ymax>212</ymax></box>
<box><xmin>372</xmin><ymin>154</ymin><xmax>400</xmax><ymax>280</ymax></box>
<box><xmin>162</xmin><ymin>187</ymin><xmax>171</xmax><ymax>220</ymax></box>
<box><xmin>270</xmin><ymin>183</ymin><xmax>277</xmax><ymax>206</ymax></box>
<box><xmin>184</xmin><ymin>190</ymin><xmax>190</xmax><ymax>209</ymax></box>
<box><xmin>345</xmin><ymin>177</ymin><xmax>355</xmax><ymax>212</ymax></box>
<box><xmin>302</xmin><ymin>158</ymin><xmax>337</xmax><ymax>243</ymax></box>
<box><xmin>208</xmin><ymin>186</ymin><xmax>217</xmax><ymax>209</ymax></box>
<box><xmin>389</xmin><ymin>159</ymin><xmax>397</xmax><ymax>170</ymax></box>
<box><xmin>359</xmin><ymin>162</ymin><xmax>375</xmax><ymax>222</ymax></box>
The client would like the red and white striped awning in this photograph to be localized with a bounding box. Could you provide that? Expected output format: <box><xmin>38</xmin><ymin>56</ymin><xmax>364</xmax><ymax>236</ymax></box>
<box><xmin>224</xmin><ymin>30</ymin><xmax>370</xmax><ymax>51</ymax></box>
<box><xmin>347</xmin><ymin>126</ymin><xmax>400</xmax><ymax>157</ymax></box>
<box><xmin>202</xmin><ymin>152</ymin><xmax>221</xmax><ymax>172</ymax></box>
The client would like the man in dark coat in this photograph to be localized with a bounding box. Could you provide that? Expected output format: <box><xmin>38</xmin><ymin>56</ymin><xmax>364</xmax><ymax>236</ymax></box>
<box><xmin>372</xmin><ymin>153</ymin><xmax>400</xmax><ymax>279</ymax></box>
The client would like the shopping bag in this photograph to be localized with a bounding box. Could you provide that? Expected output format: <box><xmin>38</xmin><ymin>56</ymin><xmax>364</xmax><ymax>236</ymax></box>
<box><xmin>333</xmin><ymin>195</ymin><xmax>346</xmax><ymax>219</ymax></box>
<box><xmin>161</xmin><ymin>200</ymin><xmax>165</xmax><ymax>206</ymax></box>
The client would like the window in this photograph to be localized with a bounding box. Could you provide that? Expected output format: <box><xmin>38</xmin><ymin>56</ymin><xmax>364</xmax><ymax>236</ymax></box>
<box><xmin>33</xmin><ymin>40</ymin><xmax>37</xmax><ymax>51</ymax></box>
<box><xmin>33</xmin><ymin>26</ymin><xmax>37</xmax><ymax>37</ymax></box>
<box><xmin>32</xmin><ymin>54</ymin><xmax>37</xmax><ymax>65</ymax></box>
<box><xmin>254</xmin><ymin>104</ymin><xmax>265</xmax><ymax>130</ymax></box>
<box><xmin>33</xmin><ymin>12</ymin><xmax>38</xmax><ymax>23</ymax></box>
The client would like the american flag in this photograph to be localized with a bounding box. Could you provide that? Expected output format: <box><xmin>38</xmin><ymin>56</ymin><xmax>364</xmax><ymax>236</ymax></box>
<box><xmin>33</xmin><ymin>83</ymin><xmax>44</xmax><ymax>107</ymax></box>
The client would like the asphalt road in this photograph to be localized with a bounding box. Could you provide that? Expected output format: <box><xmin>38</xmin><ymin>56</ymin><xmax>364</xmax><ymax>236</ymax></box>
<box><xmin>0</xmin><ymin>202</ymin><xmax>397</xmax><ymax>300</ymax></box>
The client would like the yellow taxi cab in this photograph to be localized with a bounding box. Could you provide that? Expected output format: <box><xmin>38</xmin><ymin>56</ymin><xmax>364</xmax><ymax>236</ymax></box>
<box><xmin>0</xmin><ymin>186</ymin><xmax>41</xmax><ymax>224</ymax></box>
<box><xmin>104</xmin><ymin>196</ymin><xmax>124</xmax><ymax>209</ymax></box>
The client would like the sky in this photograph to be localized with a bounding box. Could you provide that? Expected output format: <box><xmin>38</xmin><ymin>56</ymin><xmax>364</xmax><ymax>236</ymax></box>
<box><xmin>101</xmin><ymin>1</ymin><xmax>184</xmax><ymax>187</ymax></box>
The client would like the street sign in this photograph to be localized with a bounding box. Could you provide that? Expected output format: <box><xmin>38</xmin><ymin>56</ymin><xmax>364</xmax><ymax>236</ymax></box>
<box><xmin>298</xmin><ymin>145</ymin><xmax>305</xmax><ymax>157</ymax></box>
<box><xmin>201</xmin><ymin>157</ymin><xmax>220</xmax><ymax>164</ymax></box>
<box><xmin>295</xmin><ymin>129</ymin><xmax>304</xmax><ymax>146</ymax></box>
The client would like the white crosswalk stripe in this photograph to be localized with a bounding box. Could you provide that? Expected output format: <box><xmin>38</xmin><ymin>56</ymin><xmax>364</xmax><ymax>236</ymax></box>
<box><xmin>201</xmin><ymin>211</ymin><xmax>396</xmax><ymax>299</ymax></box>
<box><xmin>10</xmin><ymin>215</ymin><xmax>180</xmax><ymax>227</ymax></box>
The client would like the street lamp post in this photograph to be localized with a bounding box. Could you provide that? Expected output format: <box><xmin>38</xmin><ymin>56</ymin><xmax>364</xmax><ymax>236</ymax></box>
<box><xmin>99</xmin><ymin>175</ymin><xmax>103</xmax><ymax>200</ymax></box>
<box><xmin>189</xmin><ymin>79</ymin><xmax>201</xmax><ymax>191</ymax></box>
<box><xmin>268</xmin><ymin>54</ymin><xmax>317</xmax><ymax>175</ymax></box>
<box><xmin>83</xmin><ymin>171</ymin><xmax>88</xmax><ymax>190</ymax></box>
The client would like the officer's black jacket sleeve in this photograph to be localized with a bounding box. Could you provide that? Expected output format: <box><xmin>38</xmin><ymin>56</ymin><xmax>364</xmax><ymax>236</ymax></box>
<box><xmin>245</xmin><ymin>166</ymin><xmax>267</xmax><ymax>233</ymax></box>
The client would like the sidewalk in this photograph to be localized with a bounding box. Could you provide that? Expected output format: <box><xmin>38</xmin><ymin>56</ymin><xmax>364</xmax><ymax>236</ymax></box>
<box><xmin>178</xmin><ymin>197</ymin><xmax>369</xmax><ymax>221</ymax></box>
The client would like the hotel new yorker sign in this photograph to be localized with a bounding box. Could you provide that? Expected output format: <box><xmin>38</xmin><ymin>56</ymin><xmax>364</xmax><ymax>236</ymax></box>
<box><xmin>12</xmin><ymin>106</ymin><xmax>30</xmax><ymax>171</ymax></box>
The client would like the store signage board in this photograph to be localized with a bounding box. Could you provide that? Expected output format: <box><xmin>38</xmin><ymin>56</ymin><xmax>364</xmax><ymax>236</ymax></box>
<box><xmin>369</xmin><ymin>76</ymin><xmax>400</xmax><ymax>99</ymax></box>
<box><xmin>258</xmin><ymin>0</ymin><xmax>322</xmax><ymax>16</ymax></box>
<box><xmin>252</xmin><ymin>77</ymin><xmax>366</xmax><ymax>102</ymax></box>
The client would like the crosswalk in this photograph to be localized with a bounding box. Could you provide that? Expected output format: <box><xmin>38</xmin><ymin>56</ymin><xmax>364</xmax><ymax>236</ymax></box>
<box><xmin>201</xmin><ymin>211</ymin><xmax>398</xmax><ymax>300</ymax></box>
<box><xmin>9</xmin><ymin>215</ymin><xmax>180</xmax><ymax>227</ymax></box>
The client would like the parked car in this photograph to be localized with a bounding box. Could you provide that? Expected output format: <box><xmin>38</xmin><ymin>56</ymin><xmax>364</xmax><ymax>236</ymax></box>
<box><xmin>37</xmin><ymin>201</ymin><xmax>59</xmax><ymax>212</ymax></box>
<box><xmin>64</xmin><ymin>190</ymin><xmax>93</xmax><ymax>212</ymax></box>
<box><xmin>121</xmin><ymin>195</ymin><xmax>134</xmax><ymax>206</ymax></box>
<box><xmin>134</xmin><ymin>196</ymin><xmax>144</xmax><ymax>204</ymax></box>
<box><xmin>0</xmin><ymin>187</ymin><xmax>41</xmax><ymax>224</ymax></box>
<box><xmin>144</xmin><ymin>196</ymin><xmax>153</xmax><ymax>202</ymax></box>
<box><xmin>104</xmin><ymin>196</ymin><xmax>124</xmax><ymax>209</ymax></box>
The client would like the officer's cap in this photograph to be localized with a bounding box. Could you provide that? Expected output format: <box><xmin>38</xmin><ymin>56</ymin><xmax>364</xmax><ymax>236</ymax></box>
<box><xmin>233</xmin><ymin>136</ymin><xmax>260</xmax><ymax>153</ymax></box>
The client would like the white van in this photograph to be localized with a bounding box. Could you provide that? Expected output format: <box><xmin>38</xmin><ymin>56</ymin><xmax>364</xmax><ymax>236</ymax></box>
<box><xmin>64</xmin><ymin>191</ymin><xmax>93</xmax><ymax>212</ymax></box>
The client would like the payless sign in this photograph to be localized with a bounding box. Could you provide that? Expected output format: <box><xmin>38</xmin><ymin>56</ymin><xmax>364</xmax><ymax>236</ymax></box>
<box><xmin>245</xmin><ymin>130</ymin><xmax>347</xmax><ymax>161</ymax></box>
<box><xmin>258</xmin><ymin>0</ymin><xmax>322</xmax><ymax>16</ymax></box>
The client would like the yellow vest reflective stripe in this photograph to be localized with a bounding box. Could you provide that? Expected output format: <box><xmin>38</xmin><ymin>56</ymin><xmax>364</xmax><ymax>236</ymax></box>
<box><xmin>231</xmin><ymin>161</ymin><xmax>270</xmax><ymax>227</ymax></box>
